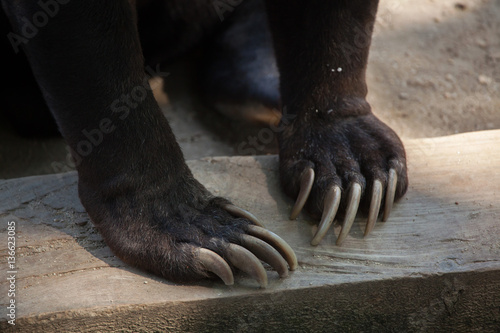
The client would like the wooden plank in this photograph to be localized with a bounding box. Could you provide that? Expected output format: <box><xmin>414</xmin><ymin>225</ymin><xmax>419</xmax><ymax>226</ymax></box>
<box><xmin>1</xmin><ymin>130</ymin><xmax>500</xmax><ymax>332</ymax></box>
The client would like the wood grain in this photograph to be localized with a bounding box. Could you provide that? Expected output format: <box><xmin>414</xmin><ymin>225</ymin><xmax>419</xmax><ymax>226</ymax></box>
<box><xmin>1</xmin><ymin>130</ymin><xmax>499</xmax><ymax>332</ymax></box>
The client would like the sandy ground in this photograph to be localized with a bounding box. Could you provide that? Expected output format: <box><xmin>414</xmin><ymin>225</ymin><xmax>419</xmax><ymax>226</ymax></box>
<box><xmin>0</xmin><ymin>0</ymin><xmax>499</xmax><ymax>179</ymax></box>
<box><xmin>370</xmin><ymin>0</ymin><xmax>500</xmax><ymax>138</ymax></box>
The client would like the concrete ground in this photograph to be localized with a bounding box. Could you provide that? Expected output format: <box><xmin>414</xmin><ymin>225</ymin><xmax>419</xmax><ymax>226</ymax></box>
<box><xmin>1</xmin><ymin>0</ymin><xmax>499</xmax><ymax>179</ymax></box>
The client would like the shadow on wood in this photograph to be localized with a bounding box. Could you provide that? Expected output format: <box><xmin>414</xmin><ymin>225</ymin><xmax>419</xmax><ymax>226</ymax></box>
<box><xmin>1</xmin><ymin>130</ymin><xmax>499</xmax><ymax>332</ymax></box>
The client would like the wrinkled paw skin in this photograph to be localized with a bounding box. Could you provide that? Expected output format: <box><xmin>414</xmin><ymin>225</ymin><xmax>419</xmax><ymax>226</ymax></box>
<box><xmin>79</xmin><ymin>176</ymin><xmax>297</xmax><ymax>288</ymax></box>
<box><xmin>279</xmin><ymin>102</ymin><xmax>408</xmax><ymax>246</ymax></box>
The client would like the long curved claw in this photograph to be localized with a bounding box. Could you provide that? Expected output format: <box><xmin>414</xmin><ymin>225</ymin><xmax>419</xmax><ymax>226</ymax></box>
<box><xmin>383</xmin><ymin>168</ymin><xmax>398</xmax><ymax>222</ymax></box>
<box><xmin>311</xmin><ymin>186</ymin><xmax>341</xmax><ymax>246</ymax></box>
<box><xmin>365</xmin><ymin>180</ymin><xmax>383</xmax><ymax>237</ymax></box>
<box><xmin>240</xmin><ymin>234</ymin><xmax>289</xmax><ymax>278</ymax></box>
<box><xmin>290</xmin><ymin>167</ymin><xmax>315</xmax><ymax>220</ymax></box>
<box><xmin>198</xmin><ymin>248</ymin><xmax>234</xmax><ymax>286</ymax></box>
<box><xmin>224</xmin><ymin>204</ymin><xmax>265</xmax><ymax>227</ymax></box>
<box><xmin>247</xmin><ymin>225</ymin><xmax>298</xmax><ymax>271</ymax></box>
<box><xmin>226</xmin><ymin>243</ymin><xmax>268</xmax><ymax>288</ymax></box>
<box><xmin>336</xmin><ymin>183</ymin><xmax>362</xmax><ymax>246</ymax></box>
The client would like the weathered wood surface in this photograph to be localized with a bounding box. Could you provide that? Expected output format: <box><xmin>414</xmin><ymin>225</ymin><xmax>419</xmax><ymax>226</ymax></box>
<box><xmin>1</xmin><ymin>130</ymin><xmax>500</xmax><ymax>332</ymax></box>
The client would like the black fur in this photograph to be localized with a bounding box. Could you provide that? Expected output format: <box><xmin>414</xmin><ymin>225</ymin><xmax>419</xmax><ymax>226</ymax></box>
<box><xmin>264</xmin><ymin>0</ymin><xmax>407</xmax><ymax>216</ymax></box>
<box><xmin>1</xmin><ymin>0</ymin><xmax>408</xmax><ymax>283</ymax></box>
